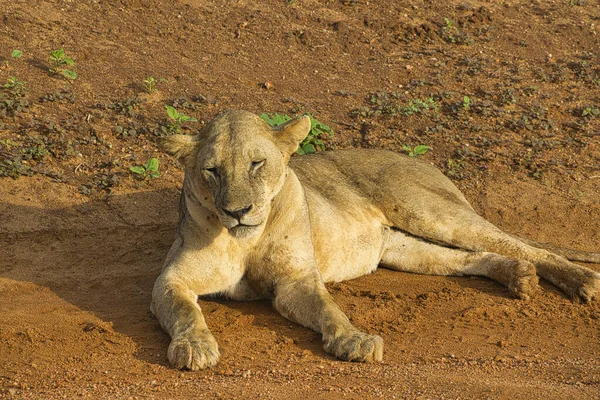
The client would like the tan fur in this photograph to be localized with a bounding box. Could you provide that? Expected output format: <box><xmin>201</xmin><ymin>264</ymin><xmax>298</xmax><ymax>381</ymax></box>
<box><xmin>151</xmin><ymin>110</ymin><xmax>600</xmax><ymax>370</ymax></box>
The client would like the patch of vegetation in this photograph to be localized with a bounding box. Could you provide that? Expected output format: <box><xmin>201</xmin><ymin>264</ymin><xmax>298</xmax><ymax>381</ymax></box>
<box><xmin>402</xmin><ymin>144</ymin><xmax>432</xmax><ymax>157</ymax></box>
<box><xmin>0</xmin><ymin>136</ymin><xmax>50</xmax><ymax>179</ymax></box>
<box><xmin>130</xmin><ymin>158</ymin><xmax>160</xmax><ymax>179</ymax></box>
<box><xmin>440</xmin><ymin>18</ymin><xmax>473</xmax><ymax>45</ymax></box>
<box><xmin>143</xmin><ymin>77</ymin><xmax>167</xmax><ymax>94</ymax></box>
<box><xmin>169</xmin><ymin>95</ymin><xmax>217</xmax><ymax>111</ymax></box>
<box><xmin>48</xmin><ymin>48</ymin><xmax>77</xmax><ymax>80</ymax></box>
<box><xmin>40</xmin><ymin>88</ymin><xmax>74</xmax><ymax>103</ymax></box>
<box><xmin>508</xmin><ymin>103</ymin><xmax>555</xmax><ymax>133</ymax></box>
<box><xmin>101</xmin><ymin>97</ymin><xmax>146</xmax><ymax>117</ymax></box>
<box><xmin>80</xmin><ymin>172</ymin><xmax>120</xmax><ymax>195</ymax></box>
<box><xmin>0</xmin><ymin>76</ymin><xmax>29</xmax><ymax>117</ymax></box>
<box><xmin>3</xmin><ymin>49</ymin><xmax>22</xmax><ymax>68</ymax></box>
<box><xmin>446</xmin><ymin>158</ymin><xmax>466</xmax><ymax>179</ymax></box>
<box><xmin>402</xmin><ymin>97</ymin><xmax>439</xmax><ymax>115</ymax></box>
<box><xmin>113</xmin><ymin>125</ymin><xmax>138</xmax><ymax>139</ymax></box>
<box><xmin>0</xmin><ymin>139</ymin><xmax>33</xmax><ymax>178</ymax></box>
<box><xmin>351</xmin><ymin>92</ymin><xmax>439</xmax><ymax>118</ymax></box>
<box><xmin>581</xmin><ymin>105</ymin><xmax>599</xmax><ymax>119</ymax></box>
<box><xmin>4</xmin><ymin>76</ymin><xmax>26</xmax><ymax>97</ymax></box>
<box><xmin>165</xmin><ymin>105</ymin><xmax>197</xmax><ymax>133</ymax></box>
<box><xmin>259</xmin><ymin>112</ymin><xmax>334</xmax><ymax>155</ymax></box>
<box><xmin>462</xmin><ymin>96</ymin><xmax>471</xmax><ymax>111</ymax></box>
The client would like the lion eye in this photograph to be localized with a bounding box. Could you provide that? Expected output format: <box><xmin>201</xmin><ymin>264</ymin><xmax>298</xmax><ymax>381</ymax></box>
<box><xmin>204</xmin><ymin>167</ymin><xmax>219</xmax><ymax>177</ymax></box>
<box><xmin>250</xmin><ymin>160</ymin><xmax>265</xmax><ymax>172</ymax></box>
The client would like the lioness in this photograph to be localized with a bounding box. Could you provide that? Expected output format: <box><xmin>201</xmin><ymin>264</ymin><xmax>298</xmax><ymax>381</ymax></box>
<box><xmin>151</xmin><ymin>110</ymin><xmax>600</xmax><ymax>370</ymax></box>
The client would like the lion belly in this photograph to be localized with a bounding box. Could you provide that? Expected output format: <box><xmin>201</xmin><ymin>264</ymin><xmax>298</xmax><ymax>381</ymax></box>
<box><xmin>302</xmin><ymin>187</ymin><xmax>389</xmax><ymax>283</ymax></box>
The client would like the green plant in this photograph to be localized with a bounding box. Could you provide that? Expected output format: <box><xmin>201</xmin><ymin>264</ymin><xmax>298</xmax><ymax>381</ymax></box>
<box><xmin>113</xmin><ymin>125</ymin><xmax>137</xmax><ymax>139</ymax></box>
<box><xmin>440</xmin><ymin>17</ymin><xmax>473</xmax><ymax>45</ymax></box>
<box><xmin>143</xmin><ymin>77</ymin><xmax>166</xmax><ymax>94</ymax></box>
<box><xmin>582</xmin><ymin>106</ymin><xmax>600</xmax><ymax>118</ymax></box>
<box><xmin>0</xmin><ymin>93</ymin><xmax>29</xmax><ymax>117</ymax></box>
<box><xmin>3</xmin><ymin>49</ymin><xmax>22</xmax><ymax>68</ymax></box>
<box><xmin>402</xmin><ymin>144</ymin><xmax>432</xmax><ymax>157</ymax></box>
<box><xmin>165</xmin><ymin>105</ymin><xmax>197</xmax><ymax>132</ymax></box>
<box><xmin>259</xmin><ymin>112</ymin><xmax>334</xmax><ymax>155</ymax></box>
<box><xmin>80</xmin><ymin>172</ymin><xmax>120</xmax><ymax>195</ymax></box>
<box><xmin>104</xmin><ymin>97</ymin><xmax>145</xmax><ymax>116</ymax></box>
<box><xmin>143</xmin><ymin>77</ymin><xmax>157</xmax><ymax>93</ymax></box>
<box><xmin>48</xmin><ymin>48</ymin><xmax>77</xmax><ymax>80</ymax></box>
<box><xmin>130</xmin><ymin>158</ymin><xmax>160</xmax><ymax>179</ymax></box>
<box><xmin>260</xmin><ymin>112</ymin><xmax>291</xmax><ymax>127</ymax></box>
<box><xmin>446</xmin><ymin>159</ymin><xmax>465</xmax><ymax>178</ymax></box>
<box><xmin>401</xmin><ymin>96</ymin><xmax>439</xmax><ymax>115</ymax></box>
<box><xmin>351</xmin><ymin>92</ymin><xmax>440</xmax><ymax>118</ymax></box>
<box><xmin>4</xmin><ymin>76</ymin><xmax>26</xmax><ymax>97</ymax></box>
<box><xmin>0</xmin><ymin>139</ymin><xmax>17</xmax><ymax>149</ymax></box>
<box><xmin>462</xmin><ymin>96</ymin><xmax>471</xmax><ymax>111</ymax></box>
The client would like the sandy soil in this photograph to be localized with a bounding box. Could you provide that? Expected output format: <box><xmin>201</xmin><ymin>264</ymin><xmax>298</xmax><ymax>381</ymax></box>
<box><xmin>1</xmin><ymin>0</ymin><xmax>599</xmax><ymax>398</ymax></box>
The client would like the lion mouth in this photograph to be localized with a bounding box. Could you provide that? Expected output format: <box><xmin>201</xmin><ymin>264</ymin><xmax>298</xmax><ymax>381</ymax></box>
<box><xmin>228</xmin><ymin>223</ymin><xmax>262</xmax><ymax>238</ymax></box>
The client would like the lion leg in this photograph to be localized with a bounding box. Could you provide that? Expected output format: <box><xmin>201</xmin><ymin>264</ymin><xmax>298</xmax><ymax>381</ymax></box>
<box><xmin>380</xmin><ymin>231</ymin><xmax>539</xmax><ymax>300</ymax></box>
<box><xmin>151</xmin><ymin>233</ymin><xmax>235</xmax><ymax>371</ymax></box>
<box><xmin>151</xmin><ymin>275</ymin><xmax>220</xmax><ymax>370</ymax></box>
<box><xmin>273</xmin><ymin>274</ymin><xmax>383</xmax><ymax>363</ymax></box>
<box><xmin>394</xmin><ymin>208</ymin><xmax>600</xmax><ymax>302</ymax></box>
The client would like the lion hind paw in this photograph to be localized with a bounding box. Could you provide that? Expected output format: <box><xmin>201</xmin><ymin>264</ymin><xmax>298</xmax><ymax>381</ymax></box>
<box><xmin>574</xmin><ymin>271</ymin><xmax>600</xmax><ymax>303</ymax></box>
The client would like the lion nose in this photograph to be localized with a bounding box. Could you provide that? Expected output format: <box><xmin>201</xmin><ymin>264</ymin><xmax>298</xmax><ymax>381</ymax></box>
<box><xmin>222</xmin><ymin>205</ymin><xmax>252</xmax><ymax>220</ymax></box>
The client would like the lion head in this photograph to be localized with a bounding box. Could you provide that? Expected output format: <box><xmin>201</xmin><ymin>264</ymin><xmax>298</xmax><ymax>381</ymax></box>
<box><xmin>159</xmin><ymin>110</ymin><xmax>311</xmax><ymax>238</ymax></box>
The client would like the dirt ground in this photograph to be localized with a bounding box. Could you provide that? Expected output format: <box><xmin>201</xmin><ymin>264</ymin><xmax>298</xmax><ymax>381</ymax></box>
<box><xmin>1</xmin><ymin>0</ymin><xmax>600</xmax><ymax>398</ymax></box>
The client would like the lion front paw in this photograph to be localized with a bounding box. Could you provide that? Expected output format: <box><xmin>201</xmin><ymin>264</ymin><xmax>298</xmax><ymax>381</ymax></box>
<box><xmin>324</xmin><ymin>331</ymin><xmax>384</xmax><ymax>363</ymax></box>
<box><xmin>508</xmin><ymin>260</ymin><xmax>539</xmax><ymax>300</ymax></box>
<box><xmin>168</xmin><ymin>331</ymin><xmax>220</xmax><ymax>370</ymax></box>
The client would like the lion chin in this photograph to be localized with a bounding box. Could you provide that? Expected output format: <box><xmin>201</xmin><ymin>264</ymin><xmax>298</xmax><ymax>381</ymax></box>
<box><xmin>228</xmin><ymin>223</ymin><xmax>263</xmax><ymax>239</ymax></box>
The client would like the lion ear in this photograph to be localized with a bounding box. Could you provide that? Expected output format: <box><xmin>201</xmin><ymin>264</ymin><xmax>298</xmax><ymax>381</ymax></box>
<box><xmin>272</xmin><ymin>115</ymin><xmax>311</xmax><ymax>158</ymax></box>
<box><xmin>157</xmin><ymin>134</ymin><xmax>200</xmax><ymax>166</ymax></box>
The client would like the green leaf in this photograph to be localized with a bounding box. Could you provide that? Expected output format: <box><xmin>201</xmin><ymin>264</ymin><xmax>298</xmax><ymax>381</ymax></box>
<box><xmin>305</xmin><ymin>113</ymin><xmax>333</xmax><ymax>136</ymax></box>
<box><xmin>130</xmin><ymin>166</ymin><xmax>146</xmax><ymax>174</ymax></box>
<box><xmin>301</xmin><ymin>143</ymin><xmax>316</xmax><ymax>154</ymax></box>
<box><xmin>260</xmin><ymin>113</ymin><xmax>291</xmax><ymax>127</ymax></box>
<box><xmin>148</xmin><ymin>171</ymin><xmax>160</xmax><ymax>178</ymax></box>
<box><xmin>146</xmin><ymin>158</ymin><xmax>159</xmax><ymax>172</ymax></box>
<box><xmin>61</xmin><ymin>69</ymin><xmax>77</xmax><ymax>80</ymax></box>
<box><xmin>165</xmin><ymin>105</ymin><xmax>179</xmax><ymax>120</ymax></box>
<box><xmin>11</xmin><ymin>50</ymin><xmax>22</xmax><ymax>59</ymax></box>
<box><xmin>413</xmin><ymin>145</ymin><xmax>432</xmax><ymax>155</ymax></box>
<box><xmin>50</xmin><ymin>49</ymin><xmax>63</xmax><ymax>59</ymax></box>
<box><xmin>179</xmin><ymin>115</ymin><xmax>197</xmax><ymax>123</ymax></box>
<box><xmin>64</xmin><ymin>56</ymin><xmax>74</xmax><ymax>65</ymax></box>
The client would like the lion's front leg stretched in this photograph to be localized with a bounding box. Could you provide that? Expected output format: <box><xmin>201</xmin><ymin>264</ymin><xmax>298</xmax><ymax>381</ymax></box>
<box><xmin>151</xmin><ymin>275</ymin><xmax>220</xmax><ymax>370</ymax></box>
<box><xmin>150</xmin><ymin>233</ymin><xmax>245</xmax><ymax>371</ymax></box>
<box><xmin>273</xmin><ymin>274</ymin><xmax>383</xmax><ymax>362</ymax></box>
